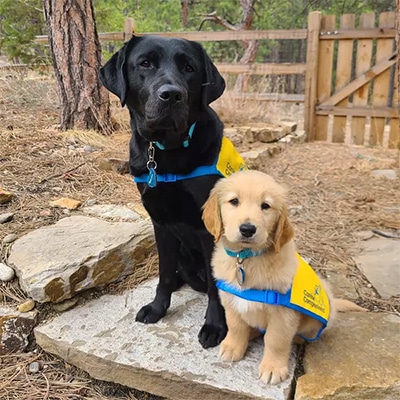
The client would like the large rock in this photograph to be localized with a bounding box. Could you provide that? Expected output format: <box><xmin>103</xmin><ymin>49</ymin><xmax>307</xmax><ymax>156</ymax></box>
<box><xmin>224</xmin><ymin>123</ymin><xmax>297</xmax><ymax>148</ymax></box>
<box><xmin>247</xmin><ymin>122</ymin><xmax>297</xmax><ymax>143</ymax></box>
<box><xmin>241</xmin><ymin>144</ymin><xmax>282</xmax><ymax>169</ymax></box>
<box><xmin>295</xmin><ymin>312</ymin><xmax>400</xmax><ymax>400</ymax></box>
<box><xmin>354</xmin><ymin>236</ymin><xmax>400</xmax><ymax>298</ymax></box>
<box><xmin>8</xmin><ymin>216</ymin><xmax>155</xmax><ymax>303</ymax></box>
<box><xmin>0</xmin><ymin>306</ymin><xmax>37</xmax><ymax>355</ymax></box>
<box><xmin>82</xmin><ymin>204</ymin><xmax>141</xmax><ymax>221</ymax></box>
<box><xmin>35</xmin><ymin>279</ymin><xmax>298</xmax><ymax>400</ymax></box>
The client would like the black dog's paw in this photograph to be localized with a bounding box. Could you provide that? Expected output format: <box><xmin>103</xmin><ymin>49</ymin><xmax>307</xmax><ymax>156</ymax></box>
<box><xmin>198</xmin><ymin>322</ymin><xmax>228</xmax><ymax>349</ymax></box>
<box><xmin>135</xmin><ymin>303</ymin><xmax>167</xmax><ymax>324</ymax></box>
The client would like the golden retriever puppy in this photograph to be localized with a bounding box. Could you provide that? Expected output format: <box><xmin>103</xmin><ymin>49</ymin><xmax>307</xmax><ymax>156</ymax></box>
<box><xmin>202</xmin><ymin>170</ymin><xmax>365</xmax><ymax>385</ymax></box>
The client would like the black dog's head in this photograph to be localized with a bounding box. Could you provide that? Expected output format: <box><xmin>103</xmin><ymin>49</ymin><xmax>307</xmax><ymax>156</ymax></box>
<box><xmin>100</xmin><ymin>35</ymin><xmax>225</xmax><ymax>149</ymax></box>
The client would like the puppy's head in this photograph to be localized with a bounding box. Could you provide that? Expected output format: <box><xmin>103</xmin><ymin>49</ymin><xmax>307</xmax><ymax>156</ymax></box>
<box><xmin>202</xmin><ymin>170</ymin><xmax>294</xmax><ymax>252</ymax></box>
<box><xmin>100</xmin><ymin>35</ymin><xmax>225</xmax><ymax>149</ymax></box>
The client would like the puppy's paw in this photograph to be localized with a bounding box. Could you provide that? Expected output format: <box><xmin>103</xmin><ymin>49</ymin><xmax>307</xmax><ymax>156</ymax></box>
<box><xmin>258</xmin><ymin>360</ymin><xmax>289</xmax><ymax>385</ymax></box>
<box><xmin>219</xmin><ymin>339</ymin><xmax>246</xmax><ymax>362</ymax></box>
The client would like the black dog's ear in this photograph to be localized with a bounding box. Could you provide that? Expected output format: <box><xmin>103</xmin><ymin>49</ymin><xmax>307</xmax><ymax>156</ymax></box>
<box><xmin>200</xmin><ymin>46</ymin><xmax>225</xmax><ymax>105</ymax></box>
<box><xmin>99</xmin><ymin>37</ymin><xmax>139</xmax><ymax>107</ymax></box>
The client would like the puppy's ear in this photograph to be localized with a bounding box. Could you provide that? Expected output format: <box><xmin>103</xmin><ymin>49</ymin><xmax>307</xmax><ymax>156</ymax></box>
<box><xmin>273</xmin><ymin>207</ymin><xmax>294</xmax><ymax>253</ymax></box>
<box><xmin>99</xmin><ymin>36</ymin><xmax>139</xmax><ymax>107</ymax></box>
<box><xmin>200</xmin><ymin>46</ymin><xmax>225</xmax><ymax>106</ymax></box>
<box><xmin>202</xmin><ymin>188</ymin><xmax>223</xmax><ymax>242</ymax></box>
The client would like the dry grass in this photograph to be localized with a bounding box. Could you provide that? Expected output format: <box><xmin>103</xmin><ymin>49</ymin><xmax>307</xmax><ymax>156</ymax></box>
<box><xmin>214</xmin><ymin>90</ymin><xmax>303</xmax><ymax>127</ymax></box>
<box><xmin>1</xmin><ymin>77</ymin><xmax>399</xmax><ymax>399</ymax></box>
<box><xmin>0</xmin><ymin>352</ymin><xmax>162</xmax><ymax>400</ymax></box>
<box><xmin>266</xmin><ymin>142</ymin><xmax>400</xmax><ymax>314</ymax></box>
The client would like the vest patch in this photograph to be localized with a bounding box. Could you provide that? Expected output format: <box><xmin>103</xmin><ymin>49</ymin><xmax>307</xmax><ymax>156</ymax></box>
<box><xmin>290</xmin><ymin>254</ymin><xmax>330</xmax><ymax>324</ymax></box>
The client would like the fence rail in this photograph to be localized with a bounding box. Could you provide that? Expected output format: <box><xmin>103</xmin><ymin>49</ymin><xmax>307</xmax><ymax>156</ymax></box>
<box><xmin>3</xmin><ymin>12</ymin><xmax>398</xmax><ymax>148</ymax></box>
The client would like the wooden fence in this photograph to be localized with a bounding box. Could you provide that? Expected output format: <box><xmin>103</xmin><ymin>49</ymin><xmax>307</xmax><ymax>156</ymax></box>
<box><xmin>30</xmin><ymin>12</ymin><xmax>399</xmax><ymax>148</ymax></box>
<box><xmin>305</xmin><ymin>11</ymin><xmax>398</xmax><ymax>149</ymax></box>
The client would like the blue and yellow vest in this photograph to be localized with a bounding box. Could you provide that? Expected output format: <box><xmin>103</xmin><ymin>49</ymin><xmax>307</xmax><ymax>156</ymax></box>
<box><xmin>134</xmin><ymin>136</ymin><xmax>247</xmax><ymax>183</ymax></box>
<box><xmin>216</xmin><ymin>253</ymin><xmax>331</xmax><ymax>342</ymax></box>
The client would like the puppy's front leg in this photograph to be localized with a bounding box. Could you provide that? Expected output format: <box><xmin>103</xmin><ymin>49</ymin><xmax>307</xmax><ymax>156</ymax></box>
<box><xmin>219</xmin><ymin>307</ymin><xmax>251</xmax><ymax>362</ymax></box>
<box><xmin>258</xmin><ymin>309</ymin><xmax>298</xmax><ymax>385</ymax></box>
<box><xmin>136</xmin><ymin>223</ymin><xmax>180</xmax><ymax>324</ymax></box>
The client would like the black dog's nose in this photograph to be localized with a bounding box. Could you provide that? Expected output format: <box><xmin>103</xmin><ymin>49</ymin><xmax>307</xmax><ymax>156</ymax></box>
<box><xmin>239</xmin><ymin>223</ymin><xmax>257</xmax><ymax>238</ymax></box>
<box><xmin>157</xmin><ymin>84</ymin><xmax>185</xmax><ymax>104</ymax></box>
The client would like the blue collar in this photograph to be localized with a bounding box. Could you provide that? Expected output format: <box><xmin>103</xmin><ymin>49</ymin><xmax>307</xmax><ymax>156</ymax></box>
<box><xmin>215</xmin><ymin>280</ymin><xmax>327</xmax><ymax>342</ymax></box>
<box><xmin>225</xmin><ymin>247</ymin><xmax>267</xmax><ymax>285</ymax></box>
<box><xmin>153</xmin><ymin>122</ymin><xmax>196</xmax><ymax>150</ymax></box>
<box><xmin>224</xmin><ymin>247</ymin><xmax>267</xmax><ymax>260</ymax></box>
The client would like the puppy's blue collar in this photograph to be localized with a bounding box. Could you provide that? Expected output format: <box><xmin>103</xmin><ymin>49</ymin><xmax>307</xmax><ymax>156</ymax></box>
<box><xmin>224</xmin><ymin>248</ymin><xmax>267</xmax><ymax>259</ymax></box>
<box><xmin>225</xmin><ymin>247</ymin><xmax>267</xmax><ymax>285</ymax></box>
<box><xmin>153</xmin><ymin>122</ymin><xmax>196</xmax><ymax>150</ymax></box>
<box><xmin>215</xmin><ymin>280</ymin><xmax>327</xmax><ymax>342</ymax></box>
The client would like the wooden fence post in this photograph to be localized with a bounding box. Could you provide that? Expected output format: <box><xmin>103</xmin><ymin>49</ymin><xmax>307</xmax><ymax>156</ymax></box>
<box><xmin>124</xmin><ymin>18</ymin><xmax>136</xmax><ymax>42</ymax></box>
<box><xmin>304</xmin><ymin>11</ymin><xmax>321</xmax><ymax>141</ymax></box>
<box><xmin>332</xmin><ymin>14</ymin><xmax>355</xmax><ymax>143</ymax></box>
<box><xmin>314</xmin><ymin>15</ymin><xmax>336</xmax><ymax>141</ymax></box>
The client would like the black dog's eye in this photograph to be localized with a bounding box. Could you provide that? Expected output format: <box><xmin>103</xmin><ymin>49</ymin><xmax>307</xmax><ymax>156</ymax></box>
<box><xmin>261</xmin><ymin>202</ymin><xmax>270</xmax><ymax>210</ymax></box>
<box><xmin>185</xmin><ymin>64</ymin><xmax>194</xmax><ymax>72</ymax></box>
<box><xmin>229</xmin><ymin>198</ymin><xmax>239</xmax><ymax>206</ymax></box>
<box><xmin>139</xmin><ymin>60</ymin><xmax>151</xmax><ymax>68</ymax></box>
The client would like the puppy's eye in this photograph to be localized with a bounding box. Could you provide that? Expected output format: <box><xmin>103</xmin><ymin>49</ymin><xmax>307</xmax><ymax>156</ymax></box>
<box><xmin>229</xmin><ymin>198</ymin><xmax>239</xmax><ymax>206</ymax></box>
<box><xmin>261</xmin><ymin>202</ymin><xmax>270</xmax><ymax>210</ymax></box>
<box><xmin>185</xmin><ymin>64</ymin><xmax>194</xmax><ymax>72</ymax></box>
<box><xmin>139</xmin><ymin>60</ymin><xmax>151</xmax><ymax>68</ymax></box>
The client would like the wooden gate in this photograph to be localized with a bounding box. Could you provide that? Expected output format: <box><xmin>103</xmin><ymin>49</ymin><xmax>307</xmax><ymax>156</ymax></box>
<box><xmin>304</xmin><ymin>11</ymin><xmax>398</xmax><ymax>149</ymax></box>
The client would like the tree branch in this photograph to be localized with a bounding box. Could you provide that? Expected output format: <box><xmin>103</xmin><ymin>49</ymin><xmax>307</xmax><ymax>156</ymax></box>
<box><xmin>197</xmin><ymin>11</ymin><xmax>239</xmax><ymax>31</ymax></box>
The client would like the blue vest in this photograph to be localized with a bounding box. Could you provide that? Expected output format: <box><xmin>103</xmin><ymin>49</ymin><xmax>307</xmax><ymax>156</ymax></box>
<box><xmin>134</xmin><ymin>137</ymin><xmax>247</xmax><ymax>184</ymax></box>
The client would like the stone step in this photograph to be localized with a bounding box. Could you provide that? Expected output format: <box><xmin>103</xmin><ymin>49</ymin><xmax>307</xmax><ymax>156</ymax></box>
<box><xmin>35</xmin><ymin>279</ymin><xmax>298</xmax><ymax>400</ymax></box>
<box><xmin>295</xmin><ymin>312</ymin><xmax>400</xmax><ymax>400</ymax></box>
<box><xmin>34</xmin><ymin>279</ymin><xmax>399</xmax><ymax>400</ymax></box>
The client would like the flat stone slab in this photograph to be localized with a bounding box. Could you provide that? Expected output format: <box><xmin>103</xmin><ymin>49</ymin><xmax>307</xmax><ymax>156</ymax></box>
<box><xmin>8</xmin><ymin>216</ymin><xmax>154</xmax><ymax>303</ymax></box>
<box><xmin>35</xmin><ymin>279</ymin><xmax>297</xmax><ymax>400</ymax></box>
<box><xmin>354</xmin><ymin>236</ymin><xmax>400</xmax><ymax>298</ymax></box>
<box><xmin>82</xmin><ymin>204</ymin><xmax>141</xmax><ymax>221</ymax></box>
<box><xmin>295</xmin><ymin>312</ymin><xmax>400</xmax><ymax>400</ymax></box>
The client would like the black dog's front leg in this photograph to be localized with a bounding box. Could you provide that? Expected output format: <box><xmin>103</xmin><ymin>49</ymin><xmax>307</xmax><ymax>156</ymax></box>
<box><xmin>136</xmin><ymin>224</ymin><xmax>180</xmax><ymax>324</ymax></box>
<box><xmin>197</xmin><ymin>233</ymin><xmax>228</xmax><ymax>348</ymax></box>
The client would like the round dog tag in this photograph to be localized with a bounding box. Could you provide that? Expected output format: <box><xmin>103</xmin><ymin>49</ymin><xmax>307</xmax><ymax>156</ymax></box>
<box><xmin>236</xmin><ymin>265</ymin><xmax>245</xmax><ymax>286</ymax></box>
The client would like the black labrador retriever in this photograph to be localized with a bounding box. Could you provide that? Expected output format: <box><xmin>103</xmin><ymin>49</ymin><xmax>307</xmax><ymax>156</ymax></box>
<box><xmin>100</xmin><ymin>35</ymin><xmax>244</xmax><ymax>348</ymax></box>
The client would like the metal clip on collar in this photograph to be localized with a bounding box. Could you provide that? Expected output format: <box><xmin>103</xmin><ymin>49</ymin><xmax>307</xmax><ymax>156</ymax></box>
<box><xmin>146</xmin><ymin>142</ymin><xmax>157</xmax><ymax>188</ymax></box>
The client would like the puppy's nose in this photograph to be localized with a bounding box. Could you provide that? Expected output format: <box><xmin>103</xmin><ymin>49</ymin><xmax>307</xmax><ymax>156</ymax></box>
<box><xmin>157</xmin><ymin>84</ymin><xmax>185</xmax><ymax>104</ymax></box>
<box><xmin>239</xmin><ymin>223</ymin><xmax>257</xmax><ymax>238</ymax></box>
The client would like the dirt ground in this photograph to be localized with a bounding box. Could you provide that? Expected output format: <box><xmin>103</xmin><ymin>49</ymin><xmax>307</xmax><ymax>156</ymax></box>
<box><xmin>0</xmin><ymin>78</ymin><xmax>399</xmax><ymax>399</ymax></box>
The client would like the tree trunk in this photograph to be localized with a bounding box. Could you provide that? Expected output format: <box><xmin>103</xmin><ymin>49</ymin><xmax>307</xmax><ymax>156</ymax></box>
<box><xmin>234</xmin><ymin>40</ymin><xmax>258</xmax><ymax>92</ymax></box>
<box><xmin>43</xmin><ymin>0</ymin><xmax>111</xmax><ymax>134</ymax></box>
<box><xmin>233</xmin><ymin>0</ymin><xmax>258</xmax><ymax>93</ymax></box>
<box><xmin>198</xmin><ymin>0</ymin><xmax>258</xmax><ymax>93</ymax></box>
<box><xmin>181</xmin><ymin>0</ymin><xmax>189</xmax><ymax>28</ymax></box>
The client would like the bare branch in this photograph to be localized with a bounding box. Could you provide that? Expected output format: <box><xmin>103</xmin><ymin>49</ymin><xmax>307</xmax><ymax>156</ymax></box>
<box><xmin>197</xmin><ymin>11</ymin><xmax>238</xmax><ymax>31</ymax></box>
